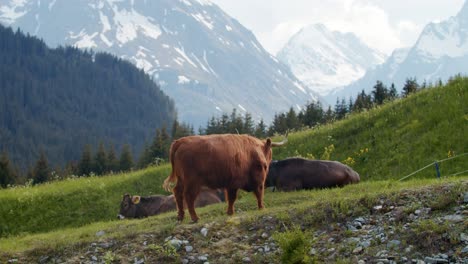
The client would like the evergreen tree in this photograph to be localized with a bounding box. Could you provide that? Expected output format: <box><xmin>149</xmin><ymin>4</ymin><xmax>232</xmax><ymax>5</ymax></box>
<box><xmin>32</xmin><ymin>152</ymin><xmax>50</xmax><ymax>185</ymax></box>
<box><xmin>171</xmin><ymin>118</ymin><xmax>194</xmax><ymax>140</ymax></box>
<box><xmin>157</xmin><ymin>126</ymin><xmax>171</xmax><ymax>160</ymax></box>
<box><xmin>243</xmin><ymin>112</ymin><xmax>255</xmax><ymax>135</ymax></box>
<box><xmin>254</xmin><ymin>119</ymin><xmax>267</xmax><ymax>138</ymax></box>
<box><xmin>106</xmin><ymin>144</ymin><xmax>119</xmax><ymax>173</ymax></box>
<box><xmin>93</xmin><ymin>142</ymin><xmax>107</xmax><ymax>175</ymax></box>
<box><xmin>285</xmin><ymin>107</ymin><xmax>300</xmax><ymax>131</ymax></box>
<box><xmin>78</xmin><ymin>144</ymin><xmax>93</xmax><ymax>176</ymax></box>
<box><xmin>0</xmin><ymin>152</ymin><xmax>15</xmax><ymax>188</ymax></box>
<box><xmin>372</xmin><ymin>80</ymin><xmax>389</xmax><ymax>105</ymax></box>
<box><xmin>323</xmin><ymin>105</ymin><xmax>335</xmax><ymax>123</ymax></box>
<box><xmin>300</xmin><ymin>101</ymin><xmax>324</xmax><ymax>128</ymax></box>
<box><xmin>388</xmin><ymin>83</ymin><xmax>398</xmax><ymax>100</ymax></box>
<box><xmin>402</xmin><ymin>77</ymin><xmax>419</xmax><ymax>97</ymax></box>
<box><xmin>119</xmin><ymin>144</ymin><xmax>134</xmax><ymax>172</ymax></box>
<box><xmin>334</xmin><ymin>98</ymin><xmax>348</xmax><ymax>119</ymax></box>
<box><xmin>353</xmin><ymin>90</ymin><xmax>373</xmax><ymax>112</ymax></box>
<box><xmin>269</xmin><ymin>113</ymin><xmax>288</xmax><ymax>135</ymax></box>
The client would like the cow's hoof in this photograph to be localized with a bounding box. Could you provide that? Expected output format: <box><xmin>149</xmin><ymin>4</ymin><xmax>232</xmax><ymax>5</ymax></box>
<box><xmin>191</xmin><ymin>219</ymin><xmax>199</xmax><ymax>223</ymax></box>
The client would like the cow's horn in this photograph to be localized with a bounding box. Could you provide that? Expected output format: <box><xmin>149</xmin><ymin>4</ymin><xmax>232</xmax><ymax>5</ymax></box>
<box><xmin>271</xmin><ymin>131</ymin><xmax>288</xmax><ymax>147</ymax></box>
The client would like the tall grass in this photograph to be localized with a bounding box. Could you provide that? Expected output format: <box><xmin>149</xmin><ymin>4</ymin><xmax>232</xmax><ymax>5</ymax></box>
<box><xmin>273</xmin><ymin>76</ymin><xmax>467</xmax><ymax>181</ymax></box>
<box><xmin>0</xmin><ymin>166</ymin><xmax>170</xmax><ymax>237</ymax></box>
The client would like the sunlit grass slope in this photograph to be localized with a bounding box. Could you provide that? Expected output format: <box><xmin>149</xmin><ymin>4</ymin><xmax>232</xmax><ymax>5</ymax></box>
<box><xmin>0</xmin><ymin>166</ymin><xmax>170</xmax><ymax>237</ymax></box>
<box><xmin>273</xmin><ymin>76</ymin><xmax>467</xmax><ymax>181</ymax></box>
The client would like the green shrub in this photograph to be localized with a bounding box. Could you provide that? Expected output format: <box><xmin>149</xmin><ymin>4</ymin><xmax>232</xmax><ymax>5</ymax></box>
<box><xmin>273</xmin><ymin>226</ymin><xmax>310</xmax><ymax>264</ymax></box>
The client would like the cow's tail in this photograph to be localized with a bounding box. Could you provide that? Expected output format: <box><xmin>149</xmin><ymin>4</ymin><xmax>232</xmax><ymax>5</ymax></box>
<box><xmin>162</xmin><ymin>140</ymin><xmax>181</xmax><ymax>192</ymax></box>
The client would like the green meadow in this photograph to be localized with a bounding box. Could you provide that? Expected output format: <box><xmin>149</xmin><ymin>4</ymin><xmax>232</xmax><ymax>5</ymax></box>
<box><xmin>0</xmin><ymin>76</ymin><xmax>466</xmax><ymax>259</ymax></box>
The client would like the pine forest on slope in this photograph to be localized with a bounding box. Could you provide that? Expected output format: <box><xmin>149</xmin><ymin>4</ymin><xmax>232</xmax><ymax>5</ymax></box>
<box><xmin>0</xmin><ymin>25</ymin><xmax>176</xmax><ymax>169</ymax></box>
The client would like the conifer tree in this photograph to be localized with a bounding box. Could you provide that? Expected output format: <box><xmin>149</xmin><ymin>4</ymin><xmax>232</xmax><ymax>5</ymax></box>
<box><xmin>389</xmin><ymin>83</ymin><xmax>398</xmax><ymax>99</ymax></box>
<box><xmin>0</xmin><ymin>152</ymin><xmax>15</xmax><ymax>188</ymax></box>
<box><xmin>93</xmin><ymin>142</ymin><xmax>107</xmax><ymax>175</ymax></box>
<box><xmin>323</xmin><ymin>105</ymin><xmax>335</xmax><ymax>123</ymax></box>
<box><xmin>402</xmin><ymin>77</ymin><xmax>419</xmax><ymax>97</ymax></box>
<box><xmin>243</xmin><ymin>112</ymin><xmax>255</xmax><ymax>135</ymax></box>
<box><xmin>254</xmin><ymin>119</ymin><xmax>267</xmax><ymax>138</ymax></box>
<box><xmin>119</xmin><ymin>144</ymin><xmax>134</xmax><ymax>172</ymax></box>
<box><xmin>78</xmin><ymin>144</ymin><xmax>93</xmax><ymax>176</ymax></box>
<box><xmin>32</xmin><ymin>152</ymin><xmax>50</xmax><ymax>185</ymax></box>
<box><xmin>285</xmin><ymin>107</ymin><xmax>300</xmax><ymax>131</ymax></box>
<box><xmin>106</xmin><ymin>144</ymin><xmax>119</xmax><ymax>173</ymax></box>
<box><xmin>372</xmin><ymin>80</ymin><xmax>389</xmax><ymax>105</ymax></box>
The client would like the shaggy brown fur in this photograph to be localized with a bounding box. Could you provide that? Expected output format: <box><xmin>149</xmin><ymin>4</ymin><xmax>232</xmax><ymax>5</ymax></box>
<box><xmin>163</xmin><ymin>134</ymin><xmax>286</xmax><ymax>222</ymax></box>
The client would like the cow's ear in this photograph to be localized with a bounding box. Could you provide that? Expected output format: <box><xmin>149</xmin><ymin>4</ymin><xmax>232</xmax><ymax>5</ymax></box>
<box><xmin>132</xmin><ymin>196</ymin><xmax>141</xmax><ymax>204</ymax></box>
<box><xmin>265</xmin><ymin>138</ymin><xmax>272</xmax><ymax>149</ymax></box>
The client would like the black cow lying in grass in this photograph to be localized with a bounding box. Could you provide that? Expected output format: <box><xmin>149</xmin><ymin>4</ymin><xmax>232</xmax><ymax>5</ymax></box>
<box><xmin>118</xmin><ymin>189</ymin><xmax>223</xmax><ymax>219</ymax></box>
<box><xmin>265</xmin><ymin>158</ymin><xmax>360</xmax><ymax>191</ymax></box>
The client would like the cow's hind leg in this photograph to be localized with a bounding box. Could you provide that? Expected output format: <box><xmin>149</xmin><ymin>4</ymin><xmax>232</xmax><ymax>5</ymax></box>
<box><xmin>173</xmin><ymin>182</ymin><xmax>185</xmax><ymax>222</ymax></box>
<box><xmin>226</xmin><ymin>188</ymin><xmax>238</xmax><ymax>215</ymax></box>
<box><xmin>184</xmin><ymin>186</ymin><xmax>201</xmax><ymax>223</ymax></box>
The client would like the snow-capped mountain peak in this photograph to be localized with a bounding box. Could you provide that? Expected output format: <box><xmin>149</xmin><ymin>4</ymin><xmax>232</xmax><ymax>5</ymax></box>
<box><xmin>331</xmin><ymin>1</ymin><xmax>468</xmax><ymax>103</ymax></box>
<box><xmin>0</xmin><ymin>0</ymin><xmax>320</xmax><ymax>127</ymax></box>
<box><xmin>277</xmin><ymin>23</ymin><xmax>386</xmax><ymax>98</ymax></box>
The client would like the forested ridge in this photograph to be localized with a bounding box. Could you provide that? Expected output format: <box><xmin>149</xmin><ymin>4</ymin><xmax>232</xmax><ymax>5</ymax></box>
<box><xmin>0</xmin><ymin>25</ymin><xmax>176</xmax><ymax>170</ymax></box>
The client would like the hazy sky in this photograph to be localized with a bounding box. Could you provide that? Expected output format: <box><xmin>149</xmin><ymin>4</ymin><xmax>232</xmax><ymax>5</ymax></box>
<box><xmin>210</xmin><ymin>0</ymin><xmax>466</xmax><ymax>55</ymax></box>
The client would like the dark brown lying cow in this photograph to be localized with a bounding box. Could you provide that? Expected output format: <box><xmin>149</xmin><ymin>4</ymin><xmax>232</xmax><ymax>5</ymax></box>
<box><xmin>118</xmin><ymin>189</ymin><xmax>223</xmax><ymax>219</ymax></box>
<box><xmin>163</xmin><ymin>133</ymin><xmax>287</xmax><ymax>222</ymax></box>
<box><xmin>265</xmin><ymin>158</ymin><xmax>360</xmax><ymax>191</ymax></box>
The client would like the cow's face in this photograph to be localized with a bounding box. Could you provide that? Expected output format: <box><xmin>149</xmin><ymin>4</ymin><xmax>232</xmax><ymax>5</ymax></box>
<box><xmin>118</xmin><ymin>194</ymin><xmax>140</xmax><ymax>219</ymax></box>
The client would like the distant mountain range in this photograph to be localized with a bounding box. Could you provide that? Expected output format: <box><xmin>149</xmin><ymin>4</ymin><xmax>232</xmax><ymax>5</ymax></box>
<box><xmin>330</xmin><ymin>1</ymin><xmax>468</xmax><ymax>101</ymax></box>
<box><xmin>0</xmin><ymin>0</ymin><xmax>319</xmax><ymax>127</ymax></box>
<box><xmin>277</xmin><ymin>23</ymin><xmax>386</xmax><ymax>104</ymax></box>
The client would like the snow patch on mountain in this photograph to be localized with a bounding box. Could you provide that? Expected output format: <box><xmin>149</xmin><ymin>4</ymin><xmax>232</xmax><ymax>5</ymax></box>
<box><xmin>277</xmin><ymin>23</ymin><xmax>386</xmax><ymax>99</ymax></box>
<box><xmin>0</xmin><ymin>0</ymin><xmax>320</xmax><ymax>127</ymax></box>
<box><xmin>332</xmin><ymin>1</ymin><xmax>468</xmax><ymax>103</ymax></box>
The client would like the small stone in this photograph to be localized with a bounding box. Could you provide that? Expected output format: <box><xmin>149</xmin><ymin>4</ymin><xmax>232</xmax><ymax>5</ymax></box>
<box><xmin>8</xmin><ymin>259</ymin><xmax>18</xmax><ymax>263</ymax></box>
<box><xmin>443</xmin><ymin>215</ymin><xmax>464</xmax><ymax>222</ymax></box>
<box><xmin>242</xmin><ymin>257</ymin><xmax>251</xmax><ymax>263</ymax></box>
<box><xmin>360</xmin><ymin>240</ymin><xmax>371</xmax><ymax>248</ymax></box>
<box><xmin>91</xmin><ymin>256</ymin><xmax>98</xmax><ymax>261</ymax></box>
<box><xmin>182</xmin><ymin>259</ymin><xmax>189</xmax><ymax>264</ymax></box>
<box><xmin>461</xmin><ymin>246</ymin><xmax>468</xmax><ymax>254</ymax></box>
<box><xmin>353</xmin><ymin>246</ymin><xmax>363</xmax><ymax>254</ymax></box>
<box><xmin>460</xmin><ymin>233</ymin><xmax>468</xmax><ymax>242</ymax></box>
<box><xmin>96</xmin><ymin>230</ymin><xmax>105</xmax><ymax>237</ymax></box>
<box><xmin>309</xmin><ymin>248</ymin><xmax>317</xmax><ymax>255</ymax></box>
<box><xmin>201</xmin><ymin>227</ymin><xmax>208</xmax><ymax>237</ymax></box>
<box><xmin>414</xmin><ymin>209</ymin><xmax>421</xmax><ymax>215</ymax></box>
<box><xmin>424</xmin><ymin>257</ymin><xmax>448</xmax><ymax>264</ymax></box>
<box><xmin>357</xmin><ymin>260</ymin><xmax>366</xmax><ymax>264</ymax></box>
<box><xmin>185</xmin><ymin>245</ymin><xmax>193</xmax><ymax>253</ymax></box>
<box><xmin>261</xmin><ymin>232</ymin><xmax>268</xmax><ymax>238</ymax></box>
<box><xmin>387</xmin><ymin>240</ymin><xmax>401</xmax><ymax>249</ymax></box>
<box><xmin>169</xmin><ymin>239</ymin><xmax>183</xmax><ymax>249</ymax></box>
<box><xmin>463</xmin><ymin>192</ymin><xmax>468</xmax><ymax>203</ymax></box>
<box><xmin>198</xmin><ymin>255</ymin><xmax>208</xmax><ymax>261</ymax></box>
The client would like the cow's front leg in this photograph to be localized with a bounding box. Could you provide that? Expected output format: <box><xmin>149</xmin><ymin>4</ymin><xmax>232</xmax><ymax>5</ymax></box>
<box><xmin>226</xmin><ymin>188</ymin><xmax>238</xmax><ymax>215</ymax></box>
<box><xmin>253</xmin><ymin>184</ymin><xmax>265</xmax><ymax>210</ymax></box>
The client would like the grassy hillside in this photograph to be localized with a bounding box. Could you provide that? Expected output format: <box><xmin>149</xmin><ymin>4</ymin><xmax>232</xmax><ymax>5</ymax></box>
<box><xmin>1</xmin><ymin>178</ymin><xmax>466</xmax><ymax>263</ymax></box>
<box><xmin>0</xmin><ymin>166</ymin><xmax>171</xmax><ymax>237</ymax></box>
<box><xmin>273</xmin><ymin>76</ymin><xmax>467</xmax><ymax>181</ymax></box>
<box><xmin>0</xmin><ymin>77</ymin><xmax>466</xmax><ymax>260</ymax></box>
